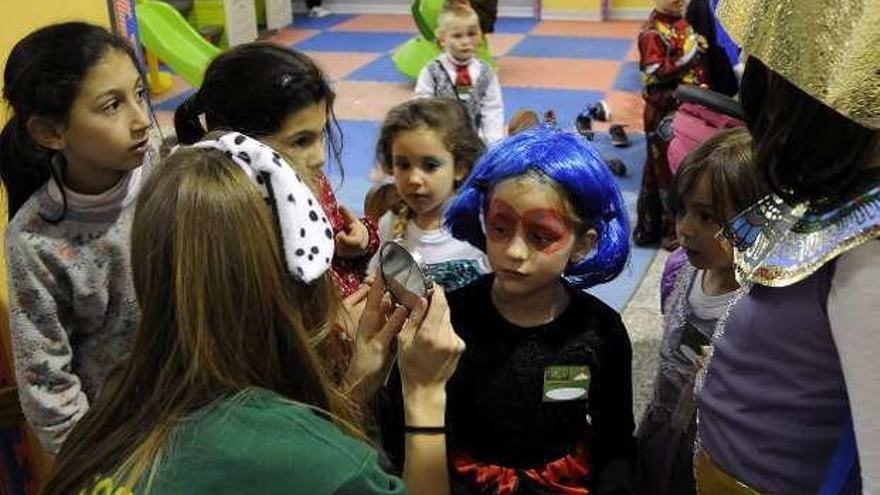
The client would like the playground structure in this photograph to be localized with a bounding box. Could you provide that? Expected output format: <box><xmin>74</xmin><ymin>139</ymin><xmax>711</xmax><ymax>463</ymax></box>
<box><xmin>136</xmin><ymin>0</ymin><xmax>221</xmax><ymax>92</ymax></box>
<box><xmin>136</xmin><ymin>0</ymin><xmax>291</xmax><ymax>94</ymax></box>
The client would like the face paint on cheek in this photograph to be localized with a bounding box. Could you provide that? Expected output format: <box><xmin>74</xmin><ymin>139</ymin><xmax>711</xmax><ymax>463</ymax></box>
<box><xmin>522</xmin><ymin>209</ymin><xmax>574</xmax><ymax>254</ymax></box>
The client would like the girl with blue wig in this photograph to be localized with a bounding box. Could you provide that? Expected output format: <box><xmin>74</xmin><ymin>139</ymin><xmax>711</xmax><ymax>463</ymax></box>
<box><xmin>440</xmin><ymin>127</ymin><xmax>636</xmax><ymax>494</ymax></box>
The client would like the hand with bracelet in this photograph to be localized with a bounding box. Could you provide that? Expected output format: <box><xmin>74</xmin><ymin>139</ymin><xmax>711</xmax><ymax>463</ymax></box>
<box><xmin>342</xmin><ymin>276</ymin><xmax>463</xmax><ymax>495</ymax></box>
<box><xmin>397</xmin><ymin>285</ymin><xmax>465</xmax><ymax>495</ymax></box>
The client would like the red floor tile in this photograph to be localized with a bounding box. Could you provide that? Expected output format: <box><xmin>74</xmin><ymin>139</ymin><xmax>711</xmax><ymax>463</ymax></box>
<box><xmin>532</xmin><ymin>20</ymin><xmax>641</xmax><ymax>38</ymax></box>
<box><xmin>332</xmin><ymin>81</ymin><xmax>414</xmax><ymax>120</ymax></box>
<box><xmin>487</xmin><ymin>33</ymin><xmax>525</xmax><ymax>57</ymax></box>
<box><xmin>270</xmin><ymin>28</ymin><xmax>320</xmax><ymax>46</ymax></box>
<box><xmin>626</xmin><ymin>43</ymin><xmax>640</xmax><ymax>62</ymax></box>
<box><xmin>499</xmin><ymin>57</ymin><xmax>620</xmax><ymax>91</ymax></box>
<box><xmin>332</xmin><ymin>14</ymin><xmax>417</xmax><ymax>33</ymax></box>
<box><xmin>304</xmin><ymin>52</ymin><xmax>381</xmax><ymax>81</ymax></box>
<box><xmin>603</xmin><ymin>90</ymin><xmax>645</xmax><ymax>131</ymax></box>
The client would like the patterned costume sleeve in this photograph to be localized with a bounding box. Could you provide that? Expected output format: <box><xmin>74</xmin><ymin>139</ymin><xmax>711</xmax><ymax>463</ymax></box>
<box><xmin>660</xmin><ymin>247</ymin><xmax>689</xmax><ymax>313</ymax></box>
<box><xmin>639</xmin><ymin>29</ymin><xmax>696</xmax><ymax>82</ymax></box>
<box><xmin>315</xmin><ymin>173</ymin><xmax>379</xmax><ymax>296</ymax></box>
<box><xmin>5</xmin><ymin>235</ymin><xmax>89</xmax><ymax>455</ymax></box>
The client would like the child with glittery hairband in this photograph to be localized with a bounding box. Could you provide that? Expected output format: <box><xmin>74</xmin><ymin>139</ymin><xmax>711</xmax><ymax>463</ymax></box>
<box><xmin>637</xmin><ymin>128</ymin><xmax>766</xmax><ymax>495</ymax></box>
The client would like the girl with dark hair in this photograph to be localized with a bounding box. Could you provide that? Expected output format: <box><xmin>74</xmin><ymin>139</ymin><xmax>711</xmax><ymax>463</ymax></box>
<box><xmin>0</xmin><ymin>22</ymin><xmax>156</xmax><ymax>454</ymax></box>
<box><xmin>370</xmin><ymin>97</ymin><xmax>489</xmax><ymax>291</ymax></box>
<box><xmin>695</xmin><ymin>1</ymin><xmax>880</xmax><ymax>493</ymax></box>
<box><xmin>173</xmin><ymin>43</ymin><xmax>379</xmax><ymax>299</ymax></box>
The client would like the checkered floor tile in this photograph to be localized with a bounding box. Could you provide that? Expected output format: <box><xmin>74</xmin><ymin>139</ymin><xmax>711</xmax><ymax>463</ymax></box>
<box><xmin>151</xmin><ymin>13</ymin><xmax>652</xmax><ymax>309</ymax></box>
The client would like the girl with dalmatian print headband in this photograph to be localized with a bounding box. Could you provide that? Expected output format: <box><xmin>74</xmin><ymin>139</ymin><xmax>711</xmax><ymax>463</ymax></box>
<box><xmin>44</xmin><ymin>129</ymin><xmax>465</xmax><ymax>495</ymax></box>
<box><xmin>190</xmin><ymin>132</ymin><xmax>334</xmax><ymax>283</ymax></box>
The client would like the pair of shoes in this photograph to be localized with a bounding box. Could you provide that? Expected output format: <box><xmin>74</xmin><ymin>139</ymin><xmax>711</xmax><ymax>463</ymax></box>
<box><xmin>605</xmin><ymin>158</ymin><xmax>627</xmax><ymax>177</ymax></box>
<box><xmin>575</xmin><ymin>110</ymin><xmax>594</xmax><ymax>140</ymax></box>
<box><xmin>309</xmin><ymin>6</ymin><xmax>331</xmax><ymax>17</ymax></box>
<box><xmin>588</xmin><ymin>100</ymin><xmax>612</xmax><ymax>122</ymax></box>
<box><xmin>609</xmin><ymin>124</ymin><xmax>630</xmax><ymax>147</ymax></box>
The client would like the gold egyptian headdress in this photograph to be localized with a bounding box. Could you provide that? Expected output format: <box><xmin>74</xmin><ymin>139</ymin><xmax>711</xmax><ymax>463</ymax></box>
<box><xmin>716</xmin><ymin>0</ymin><xmax>880</xmax><ymax>286</ymax></box>
<box><xmin>717</xmin><ymin>0</ymin><xmax>880</xmax><ymax>130</ymax></box>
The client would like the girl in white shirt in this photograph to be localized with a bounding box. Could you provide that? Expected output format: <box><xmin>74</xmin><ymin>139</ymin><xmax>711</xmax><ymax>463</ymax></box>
<box><xmin>371</xmin><ymin>97</ymin><xmax>490</xmax><ymax>291</ymax></box>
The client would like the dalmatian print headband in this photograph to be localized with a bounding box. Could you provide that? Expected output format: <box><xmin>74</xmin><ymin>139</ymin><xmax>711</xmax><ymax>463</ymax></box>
<box><xmin>190</xmin><ymin>132</ymin><xmax>334</xmax><ymax>283</ymax></box>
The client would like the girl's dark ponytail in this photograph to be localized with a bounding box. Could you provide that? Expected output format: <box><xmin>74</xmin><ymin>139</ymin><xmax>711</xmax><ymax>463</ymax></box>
<box><xmin>173</xmin><ymin>91</ymin><xmax>207</xmax><ymax>145</ymax></box>
<box><xmin>0</xmin><ymin>115</ymin><xmax>54</xmax><ymax>219</ymax></box>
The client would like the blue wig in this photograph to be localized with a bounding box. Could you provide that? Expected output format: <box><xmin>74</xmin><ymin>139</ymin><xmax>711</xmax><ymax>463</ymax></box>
<box><xmin>444</xmin><ymin>127</ymin><xmax>630</xmax><ymax>290</ymax></box>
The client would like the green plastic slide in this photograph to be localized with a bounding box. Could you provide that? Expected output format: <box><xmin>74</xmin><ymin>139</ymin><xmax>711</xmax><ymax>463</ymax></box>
<box><xmin>135</xmin><ymin>0</ymin><xmax>221</xmax><ymax>87</ymax></box>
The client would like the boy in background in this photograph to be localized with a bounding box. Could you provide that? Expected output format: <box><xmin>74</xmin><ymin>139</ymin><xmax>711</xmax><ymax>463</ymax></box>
<box><xmin>634</xmin><ymin>0</ymin><xmax>707</xmax><ymax>249</ymax></box>
<box><xmin>414</xmin><ymin>1</ymin><xmax>504</xmax><ymax>143</ymax></box>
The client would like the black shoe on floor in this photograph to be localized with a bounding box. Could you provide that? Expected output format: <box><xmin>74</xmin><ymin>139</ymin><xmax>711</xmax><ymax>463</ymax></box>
<box><xmin>588</xmin><ymin>100</ymin><xmax>612</xmax><ymax>121</ymax></box>
<box><xmin>605</xmin><ymin>158</ymin><xmax>627</xmax><ymax>177</ymax></box>
<box><xmin>575</xmin><ymin>110</ymin><xmax>594</xmax><ymax>140</ymax></box>
<box><xmin>609</xmin><ymin>124</ymin><xmax>630</xmax><ymax>147</ymax></box>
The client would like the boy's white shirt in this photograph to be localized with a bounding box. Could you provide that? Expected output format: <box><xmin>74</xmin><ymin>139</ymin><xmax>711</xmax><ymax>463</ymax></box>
<box><xmin>414</xmin><ymin>52</ymin><xmax>506</xmax><ymax>144</ymax></box>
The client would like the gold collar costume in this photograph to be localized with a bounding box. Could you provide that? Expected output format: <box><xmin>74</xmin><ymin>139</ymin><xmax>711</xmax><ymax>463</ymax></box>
<box><xmin>717</xmin><ymin>0</ymin><xmax>880</xmax><ymax>287</ymax></box>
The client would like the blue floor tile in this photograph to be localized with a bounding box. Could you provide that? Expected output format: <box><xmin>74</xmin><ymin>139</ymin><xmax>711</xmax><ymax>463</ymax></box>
<box><xmin>613</xmin><ymin>61</ymin><xmax>642</xmax><ymax>92</ymax></box>
<box><xmin>586</xmin><ymin>131</ymin><xmax>648</xmax><ymax>310</ymax></box>
<box><xmin>345</xmin><ymin>54</ymin><xmax>411</xmax><ymax>83</ymax></box>
<box><xmin>590</xmin><ymin>243</ymin><xmax>654</xmax><ymax>311</ymax></box>
<box><xmin>492</xmin><ymin>17</ymin><xmax>538</xmax><ymax>34</ymax></box>
<box><xmin>293</xmin><ymin>13</ymin><xmax>356</xmax><ymax>30</ymax></box>
<box><xmin>325</xmin><ymin>120</ymin><xmax>382</xmax><ymax>215</ymax></box>
<box><xmin>294</xmin><ymin>31</ymin><xmax>412</xmax><ymax>53</ymax></box>
<box><xmin>508</xmin><ymin>35</ymin><xmax>632</xmax><ymax>60</ymax></box>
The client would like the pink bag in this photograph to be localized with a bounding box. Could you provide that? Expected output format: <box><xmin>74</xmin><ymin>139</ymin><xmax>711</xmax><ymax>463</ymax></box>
<box><xmin>667</xmin><ymin>102</ymin><xmax>744</xmax><ymax>174</ymax></box>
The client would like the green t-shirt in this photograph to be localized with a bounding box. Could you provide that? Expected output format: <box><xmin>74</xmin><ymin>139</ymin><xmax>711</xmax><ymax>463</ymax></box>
<box><xmin>84</xmin><ymin>388</ymin><xmax>406</xmax><ymax>495</ymax></box>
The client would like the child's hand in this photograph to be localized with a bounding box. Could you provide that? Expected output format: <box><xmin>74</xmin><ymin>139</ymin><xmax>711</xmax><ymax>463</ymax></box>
<box><xmin>335</xmin><ymin>206</ymin><xmax>370</xmax><ymax>259</ymax></box>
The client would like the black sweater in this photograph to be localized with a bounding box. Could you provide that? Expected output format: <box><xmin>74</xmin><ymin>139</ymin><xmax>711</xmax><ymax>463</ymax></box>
<box><xmin>376</xmin><ymin>274</ymin><xmax>635</xmax><ymax>494</ymax></box>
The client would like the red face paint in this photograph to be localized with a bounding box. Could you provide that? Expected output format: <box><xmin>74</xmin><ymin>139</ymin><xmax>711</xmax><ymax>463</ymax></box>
<box><xmin>486</xmin><ymin>199</ymin><xmax>574</xmax><ymax>254</ymax></box>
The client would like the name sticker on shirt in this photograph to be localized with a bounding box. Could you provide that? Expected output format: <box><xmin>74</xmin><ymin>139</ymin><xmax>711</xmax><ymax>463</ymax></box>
<box><xmin>543</xmin><ymin>365</ymin><xmax>590</xmax><ymax>402</ymax></box>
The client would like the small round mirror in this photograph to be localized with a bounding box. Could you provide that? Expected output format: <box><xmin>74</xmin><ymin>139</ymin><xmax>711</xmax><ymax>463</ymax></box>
<box><xmin>379</xmin><ymin>240</ymin><xmax>433</xmax><ymax>309</ymax></box>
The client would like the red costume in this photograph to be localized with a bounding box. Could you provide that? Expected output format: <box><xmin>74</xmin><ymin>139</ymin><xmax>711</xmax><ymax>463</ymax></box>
<box><xmin>634</xmin><ymin>10</ymin><xmax>707</xmax><ymax>247</ymax></box>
